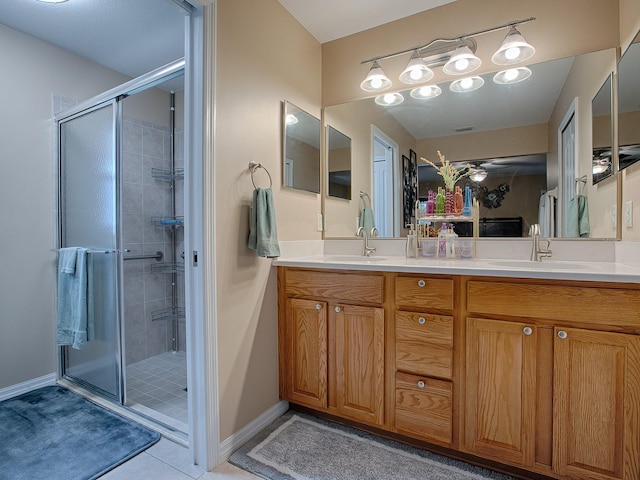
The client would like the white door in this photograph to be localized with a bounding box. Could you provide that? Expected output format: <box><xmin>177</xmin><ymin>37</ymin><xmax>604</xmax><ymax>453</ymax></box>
<box><xmin>558</xmin><ymin>100</ymin><xmax>577</xmax><ymax>237</ymax></box>
<box><xmin>372</xmin><ymin>126</ymin><xmax>399</xmax><ymax>237</ymax></box>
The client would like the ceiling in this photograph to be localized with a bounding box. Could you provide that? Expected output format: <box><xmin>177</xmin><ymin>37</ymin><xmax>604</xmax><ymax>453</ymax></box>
<box><xmin>276</xmin><ymin>0</ymin><xmax>456</xmax><ymax>43</ymax></box>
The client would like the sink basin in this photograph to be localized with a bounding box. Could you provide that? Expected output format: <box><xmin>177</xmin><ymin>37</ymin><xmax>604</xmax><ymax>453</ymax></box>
<box><xmin>324</xmin><ymin>255</ymin><xmax>387</xmax><ymax>263</ymax></box>
<box><xmin>489</xmin><ymin>260</ymin><xmax>594</xmax><ymax>270</ymax></box>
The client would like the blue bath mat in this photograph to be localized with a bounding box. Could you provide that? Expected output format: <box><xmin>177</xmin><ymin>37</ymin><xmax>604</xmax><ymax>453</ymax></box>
<box><xmin>0</xmin><ymin>385</ymin><xmax>160</xmax><ymax>480</ymax></box>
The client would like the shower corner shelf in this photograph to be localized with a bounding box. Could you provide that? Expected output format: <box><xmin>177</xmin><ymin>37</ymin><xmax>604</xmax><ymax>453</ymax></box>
<box><xmin>151</xmin><ymin>167</ymin><xmax>184</xmax><ymax>181</ymax></box>
<box><xmin>151</xmin><ymin>262</ymin><xmax>185</xmax><ymax>274</ymax></box>
<box><xmin>151</xmin><ymin>216</ymin><xmax>184</xmax><ymax>227</ymax></box>
<box><xmin>151</xmin><ymin>306</ymin><xmax>186</xmax><ymax>322</ymax></box>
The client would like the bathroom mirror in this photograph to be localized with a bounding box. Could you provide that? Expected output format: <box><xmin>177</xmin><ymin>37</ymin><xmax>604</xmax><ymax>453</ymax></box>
<box><xmin>283</xmin><ymin>101</ymin><xmax>321</xmax><ymax>194</ymax></box>
<box><xmin>592</xmin><ymin>74</ymin><xmax>613</xmax><ymax>184</ymax></box>
<box><xmin>324</xmin><ymin>49</ymin><xmax>618</xmax><ymax>239</ymax></box>
<box><xmin>327</xmin><ymin>125</ymin><xmax>352</xmax><ymax>200</ymax></box>
<box><xmin>617</xmin><ymin>31</ymin><xmax>640</xmax><ymax>172</ymax></box>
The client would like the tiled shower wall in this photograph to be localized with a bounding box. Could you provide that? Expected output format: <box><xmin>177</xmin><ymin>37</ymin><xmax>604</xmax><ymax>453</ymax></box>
<box><xmin>122</xmin><ymin>115</ymin><xmax>185</xmax><ymax>365</ymax></box>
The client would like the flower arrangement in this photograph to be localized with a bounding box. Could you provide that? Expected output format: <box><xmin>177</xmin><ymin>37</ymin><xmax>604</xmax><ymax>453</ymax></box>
<box><xmin>420</xmin><ymin>151</ymin><xmax>470</xmax><ymax>190</ymax></box>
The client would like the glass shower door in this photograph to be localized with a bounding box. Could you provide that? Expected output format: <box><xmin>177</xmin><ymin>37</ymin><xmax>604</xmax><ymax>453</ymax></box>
<box><xmin>58</xmin><ymin>100</ymin><xmax>123</xmax><ymax>401</ymax></box>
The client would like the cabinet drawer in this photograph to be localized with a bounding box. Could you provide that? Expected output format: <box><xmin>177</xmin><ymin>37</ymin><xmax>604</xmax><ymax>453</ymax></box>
<box><xmin>395</xmin><ymin>372</ymin><xmax>452</xmax><ymax>445</ymax></box>
<box><xmin>395</xmin><ymin>275</ymin><xmax>453</xmax><ymax>311</ymax></box>
<box><xmin>396</xmin><ymin>311</ymin><xmax>453</xmax><ymax>379</ymax></box>
<box><xmin>284</xmin><ymin>269</ymin><xmax>384</xmax><ymax>305</ymax></box>
<box><xmin>467</xmin><ymin>280</ymin><xmax>640</xmax><ymax>329</ymax></box>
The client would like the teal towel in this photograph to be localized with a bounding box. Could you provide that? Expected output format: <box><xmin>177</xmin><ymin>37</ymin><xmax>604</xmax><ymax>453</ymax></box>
<box><xmin>56</xmin><ymin>247</ymin><xmax>94</xmax><ymax>349</ymax></box>
<box><xmin>566</xmin><ymin>195</ymin><xmax>590</xmax><ymax>238</ymax></box>
<box><xmin>359</xmin><ymin>206</ymin><xmax>376</xmax><ymax>236</ymax></box>
<box><xmin>249</xmin><ymin>188</ymin><xmax>280</xmax><ymax>258</ymax></box>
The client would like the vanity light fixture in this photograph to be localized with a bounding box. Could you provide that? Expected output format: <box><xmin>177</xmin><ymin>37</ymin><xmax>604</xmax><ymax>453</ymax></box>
<box><xmin>493</xmin><ymin>66</ymin><xmax>532</xmax><ymax>84</ymax></box>
<box><xmin>469</xmin><ymin>166</ymin><xmax>488</xmax><ymax>182</ymax></box>
<box><xmin>450</xmin><ymin>76</ymin><xmax>484</xmax><ymax>93</ymax></box>
<box><xmin>410</xmin><ymin>85</ymin><xmax>442</xmax><ymax>100</ymax></box>
<box><xmin>399</xmin><ymin>50</ymin><xmax>435</xmax><ymax>84</ymax></box>
<box><xmin>359</xmin><ymin>17</ymin><xmax>535</xmax><ymax>93</ymax></box>
<box><xmin>443</xmin><ymin>45</ymin><xmax>482</xmax><ymax>75</ymax></box>
<box><xmin>360</xmin><ymin>60</ymin><xmax>393</xmax><ymax>92</ymax></box>
<box><xmin>375</xmin><ymin>92</ymin><xmax>405</xmax><ymax>107</ymax></box>
<box><xmin>285</xmin><ymin>114</ymin><xmax>298</xmax><ymax>125</ymax></box>
<box><xmin>491</xmin><ymin>26</ymin><xmax>536</xmax><ymax>65</ymax></box>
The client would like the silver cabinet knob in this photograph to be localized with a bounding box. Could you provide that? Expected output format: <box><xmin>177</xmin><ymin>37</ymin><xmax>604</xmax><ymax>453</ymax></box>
<box><xmin>335</xmin><ymin>306</ymin><xmax>341</xmax><ymax>313</ymax></box>
<box><xmin>417</xmin><ymin>381</ymin><xmax>425</xmax><ymax>389</ymax></box>
<box><xmin>523</xmin><ymin>327</ymin><xmax>533</xmax><ymax>336</ymax></box>
<box><xmin>315</xmin><ymin>304</ymin><xmax>322</xmax><ymax>310</ymax></box>
<box><xmin>418</xmin><ymin>317</ymin><xmax>426</xmax><ymax>325</ymax></box>
<box><xmin>557</xmin><ymin>330</ymin><xmax>568</xmax><ymax>339</ymax></box>
<box><xmin>418</xmin><ymin>280</ymin><xmax>426</xmax><ymax>287</ymax></box>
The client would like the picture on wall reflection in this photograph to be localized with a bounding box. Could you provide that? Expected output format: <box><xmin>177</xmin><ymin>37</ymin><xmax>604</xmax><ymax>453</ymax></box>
<box><xmin>402</xmin><ymin>150</ymin><xmax>418</xmax><ymax>226</ymax></box>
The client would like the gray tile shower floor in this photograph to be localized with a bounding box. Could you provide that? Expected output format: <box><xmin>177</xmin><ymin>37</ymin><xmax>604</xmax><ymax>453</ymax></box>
<box><xmin>127</xmin><ymin>351</ymin><xmax>188</xmax><ymax>428</ymax></box>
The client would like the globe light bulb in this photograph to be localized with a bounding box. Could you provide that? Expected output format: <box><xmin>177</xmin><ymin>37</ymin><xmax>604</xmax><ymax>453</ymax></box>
<box><xmin>409</xmin><ymin>68</ymin><xmax>422</xmax><ymax>80</ymax></box>
<box><xmin>505</xmin><ymin>46</ymin><xmax>521</xmax><ymax>60</ymax></box>
<box><xmin>455</xmin><ymin>58</ymin><xmax>470</xmax><ymax>71</ymax></box>
<box><xmin>370</xmin><ymin>77</ymin><xmax>383</xmax><ymax>89</ymax></box>
<box><xmin>461</xmin><ymin>78</ymin><xmax>473</xmax><ymax>89</ymax></box>
<box><xmin>504</xmin><ymin>69</ymin><xmax>519</xmax><ymax>81</ymax></box>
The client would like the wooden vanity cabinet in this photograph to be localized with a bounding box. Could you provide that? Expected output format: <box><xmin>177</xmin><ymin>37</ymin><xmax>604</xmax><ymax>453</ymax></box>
<box><xmin>393</xmin><ymin>274</ymin><xmax>456</xmax><ymax>447</ymax></box>
<box><xmin>464</xmin><ymin>278</ymin><xmax>640</xmax><ymax>480</ymax></box>
<box><xmin>278</xmin><ymin>268</ymin><xmax>386</xmax><ymax>427</ymax></box>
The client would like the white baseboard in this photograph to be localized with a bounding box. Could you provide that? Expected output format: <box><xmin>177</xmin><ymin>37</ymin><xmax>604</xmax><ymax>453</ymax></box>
<box><xmin>0</xmin><ymin>373</ymin><xmax>57</xmax><ymax>402</ymax></box>
<box><xmin>218</xmin><ymin>400</ymin><xmax>289</xmax><ymax>462</ymax></box>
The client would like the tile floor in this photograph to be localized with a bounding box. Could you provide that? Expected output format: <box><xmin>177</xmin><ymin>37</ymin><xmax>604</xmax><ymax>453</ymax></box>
<box><xmin>102</xmin><ymin>437</ymin><xmax>260</xmax><ymax>479</ymax></box>
<box><xmin>127</xmin><ymin>351</ymin><xmax>188</xmax><ymax>428</ymax></box>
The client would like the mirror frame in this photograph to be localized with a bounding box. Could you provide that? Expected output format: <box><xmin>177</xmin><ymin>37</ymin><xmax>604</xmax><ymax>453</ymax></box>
<box><xmin>282</xmin><ymin>100</ymin><xmax>321</xmax><ymax>194</ymax></box>
<box><xmin>617</xmin><ymin>30</ymin><xmax>640</xmax><ymax>173</ymax></box>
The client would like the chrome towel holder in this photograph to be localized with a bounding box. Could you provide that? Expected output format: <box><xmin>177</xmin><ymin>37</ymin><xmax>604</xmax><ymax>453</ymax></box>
<box><xmin>249</xmin><ymin>161</ymin><xmax>273</xmax><ymax>189</ymax></box>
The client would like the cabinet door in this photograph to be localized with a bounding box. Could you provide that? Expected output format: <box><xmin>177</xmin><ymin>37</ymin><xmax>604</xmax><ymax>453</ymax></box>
<box><xmin>335</xmin><ymin>304</ymin><xmax>385</xmax><ymax>425</ymax></box>
<box><xmin>553</xmin><ymin>327</ymin><xmax>640</xmax><ymax>480</ymax></box>
<box><xmin>465</xmin><ymin>317</ymin><xmax>536</xmax><ymax>467</ymax></box>
<box><xmin>287</xmin><ymin>298</ymin><xmax>328</xmax><ymax>409</ymax></box>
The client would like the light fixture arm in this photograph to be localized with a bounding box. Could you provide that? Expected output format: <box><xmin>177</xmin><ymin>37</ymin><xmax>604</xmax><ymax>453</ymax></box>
<box><xmin>360</xmin><ymin>17</ymin><xmax>535</xmax><ymax>65</ymax></box>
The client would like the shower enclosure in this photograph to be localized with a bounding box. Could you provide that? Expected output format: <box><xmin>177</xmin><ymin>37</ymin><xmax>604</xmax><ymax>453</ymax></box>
<box><xmin>56</xmin><ymin>61</ymin><xmax>188</xmax><ymax>433</ymax></box>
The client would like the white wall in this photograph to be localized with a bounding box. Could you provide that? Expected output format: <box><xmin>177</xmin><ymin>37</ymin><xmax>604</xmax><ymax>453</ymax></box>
<box><xmin>0</xmin><ymin>24</ymin><xmax>134</xmax><ymax>389</ymax></box>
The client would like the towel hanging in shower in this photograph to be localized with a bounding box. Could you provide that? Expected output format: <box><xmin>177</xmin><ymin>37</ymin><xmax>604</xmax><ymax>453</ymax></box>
<box><xmin>56</xmin><ymin>247</ymin><xmax>95</xmax><ymax>349</ymax></box>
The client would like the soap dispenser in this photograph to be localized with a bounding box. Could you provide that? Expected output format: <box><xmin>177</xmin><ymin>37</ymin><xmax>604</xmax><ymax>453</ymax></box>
<box><xmin>406</xmin><ymin>224</ymin><xmax>418</xmax><ymax>258</ymax></box>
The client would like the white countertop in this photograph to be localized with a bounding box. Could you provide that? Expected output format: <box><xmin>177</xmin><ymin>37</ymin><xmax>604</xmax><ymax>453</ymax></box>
<box><xmin>273</xmin><ymin>254</ymin><xmax>640</xmax><ymax>283</ymax></box>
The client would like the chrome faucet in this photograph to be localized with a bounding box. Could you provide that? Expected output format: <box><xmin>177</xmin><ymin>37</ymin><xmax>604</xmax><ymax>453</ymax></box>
<box><xmin>529</xmin><ymin>224</ymin><xmax>552</xmax><ymax>261</ymax></box>
<box><xmin>356</xmin><ymin>226</ymin><xmax>376</xmax><ymax>257</ymax></box>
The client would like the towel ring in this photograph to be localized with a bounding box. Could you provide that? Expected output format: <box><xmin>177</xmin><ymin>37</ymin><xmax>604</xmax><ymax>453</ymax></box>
<box><xmin>249</xmin><ymin>161</ymin><xmax>273</xmax><ymax>189</ymax></box>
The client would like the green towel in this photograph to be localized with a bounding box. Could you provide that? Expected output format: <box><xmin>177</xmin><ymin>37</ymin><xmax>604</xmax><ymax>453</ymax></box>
<box><xmin>249</xmin><ymin>187</ymin><xmax>280</xmax><ymax>258</ymax></box>
<box><xmin>566</xmin><ymin>195</ymin><xmax>590</xmax><ymax>238</ymax></box>
<box><xmin>359</xmin><ymin>206</ymin><xmax>376</xmax><ymax>236</ymax></box>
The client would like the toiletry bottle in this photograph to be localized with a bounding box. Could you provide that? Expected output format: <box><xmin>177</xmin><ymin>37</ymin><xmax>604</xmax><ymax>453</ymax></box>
<box><xmin>446</xmin><ymin>223</ymin><xmax>458</xmax><ymax>258</ymax></box>
<box><xmin>454</xmin><ymin>186</ymin><xmax>464</xmax><ymax>215</ymax></box>
<box><xmin>406</xmin><ymin>224</ymin><xmax>418</xmax><ymax>258</ymax></box>
<box><xmin>437</xmin><ymin>224</ymin><xmax>448</xmax><ymax>257</ymax></box>
<box><xmin>426</xmin><ymin>190</ymin><xmax>435</xmax><ymax>215</ymax></box>
<box><xmin>462</xmin><ymin>186</ymin><xmax>472</xmax><ymax>217</ymax></box>
<box><xmin>436</xmin><ymin>187</ymin><xmax>445</xmax><ymax>215</ymax></box>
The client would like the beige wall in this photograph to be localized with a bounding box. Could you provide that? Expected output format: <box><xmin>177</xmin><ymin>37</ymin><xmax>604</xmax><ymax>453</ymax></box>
<box><xmin>0</xmin><ymin>24</ymin><xmax>134</xmax><ymax>389</ymax></box>
<box><xmin>416</xmin><ymin>124</ymin><xmax>548</xmax><ymax>163</ymax></box>
<box><xmin>322</xmin><ymin>0</ymin><xmax>619</xmax><ymax>107</ymax></box>
<box><xmin>215</xmin><ymin>0</ymin><xmax>322</xmax><ymax>441</ymax></box>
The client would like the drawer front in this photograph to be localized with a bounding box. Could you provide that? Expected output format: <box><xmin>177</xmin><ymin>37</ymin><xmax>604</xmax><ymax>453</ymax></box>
<box><xmin>396</xmin><ymin>311</ymin><xmax>453</xmax><ymax>379</ymax></box>
<box><xmin>284</xmin><ymin>269</ymin><xmax>384</xmax><ymax>305</ymax></box>
<box><xmin>395</xmin><ymin>372</ymin><xmax>452</xmax><ymax>445</ymax></box>
<box><xmin>395</xmin><ymin>275</ymin><xmax>453</xmax><ymax>311</ymax></box>
<box><xmin>467</xmin><ymin>280</ymin><xmax>640</xmax><ymax>329</ymax></box>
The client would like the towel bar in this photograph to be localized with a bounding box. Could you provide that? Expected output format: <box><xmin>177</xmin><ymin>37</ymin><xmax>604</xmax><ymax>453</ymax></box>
<box><xmin>249</xmin><ymin>161</ymin><xmax>273</xmax><ymax>189</ymax></box>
